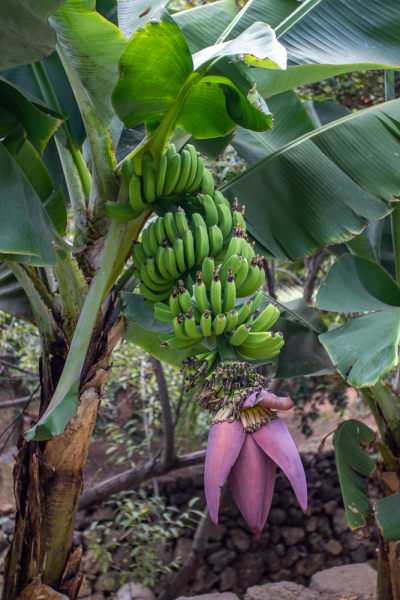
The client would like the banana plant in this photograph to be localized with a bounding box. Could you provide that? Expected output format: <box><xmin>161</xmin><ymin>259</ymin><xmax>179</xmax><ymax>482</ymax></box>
<box><xmin>1</xmin><ymin>0</ymin><xmax>400</xmax><ymax>597</ymax></box>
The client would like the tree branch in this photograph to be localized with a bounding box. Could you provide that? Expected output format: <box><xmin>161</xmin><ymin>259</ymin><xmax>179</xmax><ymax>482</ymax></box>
<box><xmin>78</xmin><ymin>450</ymin><xmax>206</xmax><ymax>511</ymax></box>
<box><xmin>263</xmin><ymin>259</ymin><xmax>276</xmax><ymax>299</ymax></box>
<box><xmin>0</xmin><ymin>360</ymin><xmax>39</xmax><ymax>378</ymax></box>
<box><xmin>151</xmin><ymin>356</ymin><xmax>175</xmax><ymax>468</ymax></box>
<box><xmin>0</xmin><ymin>393</ymin><xmax>40</xmax><ymax>410</ymax></box>
<box><xmin>303</xmin><ymin>249</ymin><xmax>326</xmax><ymax>304</ymax></box>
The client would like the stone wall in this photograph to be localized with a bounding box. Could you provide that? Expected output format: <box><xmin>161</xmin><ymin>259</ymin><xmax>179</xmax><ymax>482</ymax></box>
<box><xmin>0</xmin><ymin>450</ymin><xmax>380</xmax><ymax>599</ymax></box>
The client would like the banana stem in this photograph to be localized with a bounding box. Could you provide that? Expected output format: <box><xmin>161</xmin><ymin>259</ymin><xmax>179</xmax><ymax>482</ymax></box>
<box><xmin>216</xmin><ymin>334</ymin><xmax>235</xmax><ymax>361</ymax></box>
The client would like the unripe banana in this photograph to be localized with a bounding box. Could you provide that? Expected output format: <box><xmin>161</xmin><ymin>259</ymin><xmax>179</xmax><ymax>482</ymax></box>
<box><xmin>166</xmin><ymin>144</ymin><xmax>176</xmax><ymax>159</ymax></box>
<box><xmin>256</xmin><ymin>258</ymin><xmax>266</xmax><ymax>288</ymax></box>
<box><xmin>229</xmin><ymin>323</ymin><xmax>251</xmax><ymax>346</ymax></box>
<box><xmin>176</xmin><ymin>210</ymin><xmax>189</xmax><ymax>238</ymax></box>
<box><xmin>148</xmin><ymin>221</ymin><xmax>159</xmax><ymax>255</ymax></box>
<box><xmin>222</xmin><ymin>274</ymin><xmax>236</xmax><ymax>313</ymax></box>
<box><xmin>219</xmin><ymin>254</ymin><xmax>242</xmax><ymax>286</ymax></box>
<box><xmin>200</xmin><ymin>194</ymin><xmax>218</xmax><ymax>227</ymax></box>
<box><xmin>239</xmin><ymin>236</ymin><xmax>252</xmax><ymax>265</ymax></box>
<box><xmin>156</xmin><ymin>245</ymin><xmax>172</xmax><ymax>281</ymax></box>
<box><xmin>194</xmin><ymin>273</ymin><xmax>211</xmax><ymax>314</ymax></box>
<box><xmin>250</xmin><ymin>290</ymin><xmax>263</xmax><ymax>313</ymax></box>
<box><xmin>174</xmin><ymin>238</ymin><xmax>186</xmax><ymax>273</ymax></box>
<box><xmin>202</xmin><ymin>257</ymin><xmax>215</xmax><ymax>290</ymax></box>
<box><xmin>141</xmin><ymin>263</ymin><xmax>172</xmax><ymax>291</ymax></box>
<box><xmin>160</xmin><ymin>333</ymin><xmax>197</xmax><ymax>350</ymax></box>
<box><xmin>210</xmin><ymin>269</ymin><xmax>222</xmax><ymax>315</ymax></box>
<box><xmin>184</xmin><ymin>315</ymin><xmax>204</xmax><ymax>339</ymax></box>
<box><xmin>242</xmin><ymin>331</ymin><xmax>275</xmax><ymax>348</ymax></box>
<box><xmin>173</xmin><ymin>316</ymin><xmax>191</xmax><ymax>340</ymax></box>
<box><xmin>169</xmin><ymin>287</ymin><xmax>180</xmax><ymax>317</ymax></box>
<box><xmin>103</xmin><ymin>201</ymin><xmax>141</xmax><ymax>221</ymax></box>
<box><xmin>216</xmin><ymin>203</ymin><xmax>233</xmax><ymax>240</ymax></box>
<box><xmin>175</xmin><ymin>149</ymin><xmax>191</xmax><ymax>193</ymax></box>
<box><xmin>191</xmin><ymin>212</ymin><xmax>207</xmax><ymax>230</ymax></box>
<box><xmin>214</xmin><ymin>190</ymin><xmax>230</xmax><ymax>209</ymax></box>
<box><xmin>154</xmin><ymin>302</ymin><xmax>174</xmax><ymax>323</ymax></box>
<box><xmin>121</xmin><ymin>159</ymin><xmax>135</xmax><ymax>187</ymax></box>
<box><xmin>237</xmin><ymin>257</ymin><xmax>259</xmax><ymax>296</ymax></box>
<box><xmin>225</xmin><ymin>309</ymin><xmax>238</xmax><ymax>331</ymax></box>
<box><xmin>232</xmin><ymin>207</ymin><xmax>247</xmax><ymax>233</ymax></box>
<box><xmin>237</xmin><ymin>299</ymin><xmax>252</xmax><ymax>325</ymax></box>
<box><xmin>165</xmin><ymin>246</ymin><xmax>181</xmax><ymax>278</ymax></box>
<box><xmin>234</xmin><ymin>256</ymin><xmax>249</xmax><ymax>289</ymax></box>
<box><xmin>142</xmin><ymin>151</ymin><xmax>156</xmax><ymax>203</ymax></box>
<box><xmin>147</xmin><ymin>255</ymin><xmax>173</xmax><ymax>284</ymax></box>
<box><xmin>164</xmin><ymin>212</ymin><xmax>179</xmax><ymax>246</ymax></box>
<box><xmin>251</xmin><ymin>304</ymin><xmax>280</xmax><ymax>333</ymax></box>
<box><xmin>155</xmin><ymin>217</ymin><xmax>166</xmax><ymax>246</ymax></box>
<box><xmin>202</xmin><ymin>168</ymin><xmax>215</xmax><ymax>197</ymax></box>
<box><xmin>141</xmin><ymin>228</ymin><xmax>153</xmax><ymax>258</ymax></box>
<box><xmin>164</xmin><ymin>153</ymin><xmax>181</xmax><ymax>196</ymax></box>
<box><xmin>183</xmin><ymin>229</ymin><xmax>195</xmax><ymax>269</ymax></box>
<box><xmin>213</xmin><ymin>313</ymin><xmax>226</xmax><ymax>335</ymax></box>
<box><xmin>140</xmin><ymin>282</ymin><xmax>173</xmax><ymax>302</ymax></box>
<box><xmin>132</xmin><ymin>243</ymin><xmax>144</xmax><ymax>271</ymax></box>
<box><xmin>178</xmin><ymin>282</ymin><xmax>193</xmax><ymax>313</ymax></box>
<box><xmin>155</xmin><ymin>154</ymin><xmax>167</xmax><ymax>197</ymax></box>
<box><xmin>209</xmin><ymin>225</ymin><xmax>224</xmax><ymax>258</ymax></box>
<box><xmin>195</xmin><ymin>225</ymin><xmax>210</xmax><ymax>265</ymax></box>
<box><xmin>186</xmin><ymin>155</ymin><xmax>205</xmax><ymax>192</ymax></box>
<box><xmin>220</xmin><ymin>236</ymin><xmax>241</xmax><ymax>271</ymax></box>
<box><xmin>200</xmin><ymin>311</ymin><xmax>213</xmax><ymax>336</ymax></box>
<box><xmin>184</xmin><ymin>144</ymin><xmax>198</xmax><ymax>189</ymax></box>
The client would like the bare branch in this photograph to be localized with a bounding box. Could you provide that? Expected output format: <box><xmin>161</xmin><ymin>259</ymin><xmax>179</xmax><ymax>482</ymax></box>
<box><xmin>150</xmin><ymin>356</ymin><xmax>175</xmax><ymax>468</ymax></box>
<box><xmin>79</xmin><ymin>450</ymin><xmax>206</xmax><ymax>511</ymax></box>
<box><xmin>263</xmin><ymin>259</ymin><xmax>276</xmax><ymax>299</ymax></box>
<box><xmin>0</xmin><ymin>393</ymin><xmax>40</xmax><ymax>410</ymax></box>
<box><xmin>157</xmin><ymin>508</ymin><xmax>212</xmax><ymax>600</ymax></box>
<box><xmin>275</xmin><ymin>268</ymin><xmax>304</xmax><ymax>286</ymax></box>
<box><xmin>303</xmin><ymin>249</ymin><xmax>326</xmax><ymax>304</ymax></box>
<box><xmin>0</xmin><ymin>359</ymin><xmax>39</xmax><ymax>378</ymax></box>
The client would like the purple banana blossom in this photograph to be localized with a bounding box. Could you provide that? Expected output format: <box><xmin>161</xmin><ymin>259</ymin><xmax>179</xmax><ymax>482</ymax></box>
<box><xmin>204</xmin><ymin>390</ymin><xmax>307</xmax><ymax>536</ymax></box>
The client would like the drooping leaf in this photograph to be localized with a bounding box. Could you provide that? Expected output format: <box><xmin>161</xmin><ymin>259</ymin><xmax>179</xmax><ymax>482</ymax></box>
<box><xmin>121</xmin><ymin>291</ymin><xmax>209</xmax><ymax>368</ymax></box>
<box><xmin>96</xmin><ymin>0</ymin><xmax>118</xmax><ymax>26</ymax></box>
<box><xmin>346</xmin><ymin>220</ymin><xmax>383</xmax><ymax>264</ymax></box>
<box><xmin>117</xmin><ymin>0</ymin><xmax>172</xmax><ymax>40</ymax></box>
<box><xmin>305</xmin><ymin>99</ymin><xmax>351</xmax><ymax>128</ymax></box>
<box><xmin>333</xmin><ymin>419</ymin><xmax>376</xmax><ymax>538</ymax></box>
<box><xmin>0</xmin><ymin>143</ymin><xmax>57</xmax><ymax>265</ymax></box>
<box><xmin>319</xmin><ymin>310</ymin><xmax>400</xmax><ymax>387</ymax></box>
<box><xmin>316</xmin><ymin>255</ymin><xmax>400</xmax><ymax>313</ymax></box>
<box><xmin>255</xmin><ymin>0</ymin><xmax>400</xmax><ymax>97</ymax></box>
<box><xmin>221</xmin><ymin>0</ymin><xmax>300</xmax><ymax>41</ymax></box>
<box><xmin>375</xmin><ymin>493</ymin><xmax>400</xmax><ymax>542</ymax></box>
<box><xmin>0</xmin><ymin>263</ymin><xmax>35</xmax><ymax>322</ymax></box>
<box><xmin>25</xmin><ymin>380</ymin><xmax>79</xmax><ymax>441</ymax></box>
<box><xmin>221</xmin><ymin>100</ymin><xmax>400</xmax><ymax>260</ymax></box>
<box><xmin>45</xmin><ymin>189</ymin><xmax>67</xmax><ymax>237</ymax></box>
<box><xmin>0</xmin><ymin>0</ymin><xmax>67</xmax><ymax>71</ymax></box>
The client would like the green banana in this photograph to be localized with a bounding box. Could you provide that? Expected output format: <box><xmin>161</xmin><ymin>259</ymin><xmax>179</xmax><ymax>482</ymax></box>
<box><xmin>166</xmin><ymin>144</ymin><xmax>176</xmax><ymax>159</ymax></box>
<box><xmin>173</xmin><ymin>316</ymin><xmax>191</xmax><ymax>340</ymax></box>
<box><xmin>184</xmin><ymin>315</ymin><xmax>204</xmax><ymax>339</ymax></box>
<box><xmin>183</xmin><ymin>229</ymin><xmax>195</xmax><ymax>269</ymax></box>
<box><xmin>186</xmin><ymin>155</ymin><xmax>205</xmax><ymax>192</ymax></box>
<box><xmin>238</xmin><ymin>236</ymin><xmax>252</xmax><ymax>264</ymax></box>
<box><xmin>169</xmin><ymin>287</ymin><xmax>180</xmax><ymax>317</ymax></box>
<box><xmin>202</xmin><ymin>257</ymin><xmax>215</xmax><ymax>290</ymax></box>
<box><xmin>209</xmin><ymin>225</ymin><xmax>224</xmax><ymax>258</ymax></box>
<box><xmin>194</xmin><ymin>274</ymin><xmax>211</xmax><ymax>314</ymax></box>
<box><xmin>256</xmin><ymin>259</ymin><xmax>266</xmax><ymax>289</ymax></box>
<box><xmin>154</xmin><ymin>303</ymin><xmax>174</xmax><ymax>323</ymax></box>
<box><xmin>225</xmin><ymin>309</ymin><xmax>238</xmax><ymax>331</ymax></box>
<box><xmin>200</xmin><ymin>194</ymin><xmax>218</xmax><ymax>227</ymax></box>
<box><xmin>148</xmin><ymin>221</ymin><xmax>159</xmax><ymax>255</ymax></box>
<box><xmin>155</xmin><ymin>217</ymin><xmax>166</xmax><ymax>246</ymax></box>
<box><xmin>216</xmin><ymin>203</ymin><xmax>233</xmax><ymax>239</ymax></box>
<box><xmin>178</xmin><ymin>282</ymin><xmax>193</xmax><ymax>313</ymax></box>
<box><xmin>232</xmin><ymin>209</ymin><xmax>247</xmax><ymax>233</ymax></box>
<box><xmin>156</xmin><ymin>154</ymin><xmax>167</xmax><ymax>197</ymax></box>
<box><xmin>141</xmin><ymin>263</ymin><xmax>172</xmax><ymax>291</ymax></box>
<box><xmin>140</xmin><ymin>283</ymin><xmax>173</xmax><ymax>302</ymax></box>
<box><xmin>176</xmin><ymin>210</ymin><xmax>189</xmax><ymax>238</ymax></box>
<box><xmin>147</xmin><ymin>255</ymin><xmax>173</xmax><ymax>284</ymax></box>
<box><xmin>220</xmin><ymin>236</ymin><xmax>241</xmax><ymax>271</ymax></box>
<box><xmin>229</xmin><ymin>323</ymin><xmax>251</xmax><ymax>346</ymax></box>
<box><xmin>174</xmin><ymin>238</ymin><xmax>186</xmax><ymax>273</ymax></box>
<box><xmin>164</xmin><ymin>153</ymin><xmax>181</xmax><ymax>196</ymax></box>
<box><xmin>213</xmin><ymin>313</ymin><xmax>226</xmax><ymax>335</ymax></box>
<box><xmin>175</xmin><ymin>149</ymin><xmax>191</xmax><ymax>193</ymax></box>
<box><xmin>200</xmin><ymin>311</ymin><xmax>212</xmax><ymax>336</ymax></box>
<box><xmin>121</xmin><ymin>159</ymin><xmax>135</xmax><ymax>187</ymax></box>
<box><xmin>141</xmin><ymin>228</ymin><xmax>153</xmax><ymax>258</ymax></box>
<box><xmin>202</xmin><ymin>168</ymin><xmax>214</xmax><ymax>197</ymax></box>
<box><xmin>251</xmin><ymin>304</ymin><xmax>280</xmax><ymax>333</ymax></box>
<box><xmin>185</xmin><ymin>144</ymin><xmax>198</xmax><ymax>189</ymax></box>
<box><xmin>160</xmin><ymin>333</ymin><xmax>197</xmax><ymax>350</ymax></box>
<box><xmin>237</xmin><ymin>257</ymin><xmax>259</xmax><ymax>296</ymax></box>
<box><xmin>234</xmin><ymin>346</ymin><xmax>260</xmax><ymax>361</ymax></box>
<box><xmin>213</xmin><ymin>190</ymin><xmax>230</xmax><ymax>208</ymax></box>
<box><xmin>239</xmin><ymin>337</ymin><xmax>284</xmax><ymax>358</ymax></box>
<box><xmin>156</xmin><ymin>245</ymin><xmax>173</xmax><ymax>281</ymax></box>
<box><xmin>242</xmin><ymin>331</ymin><xmax>275</xmax><ymax>347</ymax></box>
<box><xmin>165</xmin><ymin>246</ymin><xmax>181</xmax><ymax>278</ymax></box>
<box><xmin>235</xmin><ymin>257</ymin><xmax>249</xmax><ymax>289</ymax></box>
<box><xmin>164</xmin><ymin>212</ymin><xmax>179</xmax><ymax>246</ymax></box>
<box><xmin>222</xmin><ymin>274</ymin><xmax>236</xmax><ymax>313</ymax></box>
<box><xmin>142</xmin><ymin>151</ymin><xmax>156</xmax><ymax>203</ymax></box>
<box><xmin>250</xmin><ymin>291</ymin><xmax>263</xmax><ymax>313</ymax></box>
<box><xmin>210</xmin><ymin>269</ymin><xmax>222</xmax><ymax>315</ymax></box>
<box><xmin>132</xmin><ymin>246</ymin><xmax>144</xmax><ymax>272</ymax></box>
<box><xmin>191</xmin><ymin>213</ymin><xmax>207</xmax><ymax>230</ymax></box>
<box><xmin>103</xmin><ymin>202</ymin><xmax>140</xmax><ymax>222</ymax></box>
<box><xmin>219</xmin><ymin>254</ymin><xmax>242</xmax><ymax>286</ymax></box>
<box><xmin>237</xmin><ymin>299</ymin><xmax>252</xmax><ymax>325</ymax></box>
<box><xmin>195</xmin><ymin>225</ymin><xmax>210</xmax><ymax>265</ymax></box>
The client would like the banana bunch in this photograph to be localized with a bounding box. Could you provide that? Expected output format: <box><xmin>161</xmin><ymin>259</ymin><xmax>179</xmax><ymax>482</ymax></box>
<box><xmin>103</xmin><ymin>143</ymin><xmax>212</xmax><ymax>221</ymax></box>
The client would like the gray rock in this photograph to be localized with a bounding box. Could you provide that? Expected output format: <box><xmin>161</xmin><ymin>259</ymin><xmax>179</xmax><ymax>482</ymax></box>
<box><xmin>169</xmin><ymin>493</ymin><xmax>190</xmax><ymax>505</ymax></box>
<box><xmin>323</xmin><ymin>501</ymin><xmax>337</xmax><ymax>515</ymax></box>
<box><xmin>275</xmin><ymin>543</ymin><xmax>285</xmax><ymax>557</ymax></box>
<box><xmin>1</xmin><ymin>519</ymin><xmax>13</xmax><ymax>535</ymax></box>
<box><xmin>317</xmin><ymin>516</ymin><xmax>332</xmax><ymax>537</ymax></box>
<box><xmin>178</xmin><ymin>595</ymin><xmax>238</xmax><ymax>600</ymax></box>
<box><xmin>325</xmin><ymin>539</ymin><xmax>343</xmax><ymax>556</ymax></box>
<box><xmin>77</xmin><ymin>578</ymin><xmax>92</xmax><ymax>598</ymax></box>
<box><xmin>236</xmin><ymin>553</ymin><xmax>264</xmax><ymax>589</ymax></box>
<box><xmin>308</xmin><ymin>532</ymin><xmax>323</xmax><ymax>553</ymax></box>
<box><xmin>73</xmin><ymin>530</ymin><xmax>83</xmax><ymax>547</ymax></box>
<box><xmin>263</xmin><ymin>549</ymin><xmax>281</xmax><ymax>572</ymax></box>
<box><xmin>281</xmin><ymin>545</ymin><xmax>299</xmax><ymax>568</ymax></box>
<box><xmin>332</xmin><ymin>509</ymin><xmax>349</xmax><ymax>535</ymax></box>
<box><xmin>208</xmin><ymin>549</ymin><xmax>236</xmax><ymax>573</ymax></box>
<box><xmin>80</xmin><ymin>549</ymin><xmax>102</xmax><ymax>576</ymax></box>
<box><xmin>350</xmin><ymin>544</ymin><xmax>367</xmax><ymax>563</ymax></box>
<box><xmin>310</xmin><ymin>563</ymin><xmax>377</xmax><ymax>596</ymax></box>
<box><xmin>219</xmin><ymin>567</ymin><xmax>237</xmax><ymax>591</ymax></box>
<box><xmin>114</xmin><ymin>582</ymin><xmax>154</xmax><ymax>600</ymax></box>
<box><xmin>281</xmin><ymin>527</ymin><xmax>305</xmax><ymax>546</ymax></box>
<box><xmin>230</xmin><ymin>528</ymin><xmax>251</xmax><ymax>553</ymax></box>
<box><xmin>92</xmin><ymin>507</ymin><xmax>114</xmax><ymax>523</ymax></box>
<box><xmin>295</xmin><ymin>553</ymin><xmax>324</xmax><ymax>577</ymax></box>
<box><xmin>93</xmin><ymin>572</ymin><xmax>121</xmax><ymax>593</ymax></box>
<box><xmin>192</xmin><ymin>565</ymin><xmax>220</xmax><ymax>594</ymax></box>
<box><xmin>209</xmin><ymin>524</ymin><xmax>227</xmax><ymax>543</ymax></box>
<box><xmin>245</xmin><ymin>582</ymin><xmax>318</xmax><ymax>600</ymax></box>
<box><xmin>269</xmin><ymin>508</ymin><xmax>286</xmax><ymax>525</ymax></box>
<box><xmin>113</xmin><ymin>545</ymin><xmax>131</xmax><ymax>570</ymax></box>
<box><xmin>305</xmin><ymin>517</ymin><xmax>318</xmax><ymax>533</ymax></box>
<box><xmin>174</xmin><ymin>537</ymin><xmax>193</xmax><ymax>561</ymax></box>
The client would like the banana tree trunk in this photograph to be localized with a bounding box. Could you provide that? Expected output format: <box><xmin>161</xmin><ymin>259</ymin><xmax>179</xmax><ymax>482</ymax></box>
<box><xmin>377</xmin><ymin>472</ymin><xmax>400</xmax><ymax>600</ymax></box>
<box><xmin>1</xmin><ymin>318</ymin><xmax>124</xmax><ymax>600</ymax></box>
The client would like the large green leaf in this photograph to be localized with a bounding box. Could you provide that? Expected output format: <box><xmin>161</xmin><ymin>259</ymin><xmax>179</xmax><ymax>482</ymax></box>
<box><xmin>112</xmin><ymin>11</ymin><xmax>285</xmax><ymax>142</ymax></box>
<box><xmin>222</xmin><ymin>0</ymin><xmax>300</xmax><ymax>40</ymax></box>
<box><xmin>221</xmin><ymin>100</ymin><xmax>400</xmax><ymax>260</ymax></box>
<box><xmin>0</xmin><ymin>0</ymin><xmax>67</xmax><ymax>71</ymax></box>
<box><xmin>231</xmin><ymin>90</ymin><xmax>315</xmax><ymax>164</ymax></box>
<box><xmin>118</xmin><ymin>0</ymin><xmax>171</xmax><ymax>40</ymax></box>
<box><xmin>25</xmin><ymin>380</ymin><xmax>79</xmax><ymax>441</ymax></box>
<box><xmin>0</xmin><ymin>263</ymin><xmax>35</xmax><ymax>322</ymax></box>
<box><xmin>316</xmin><ymin>255</ymin><xmax>400</xmax><ymax>313</ymax></box>
<box><xmin>255</xmin><ymin>0</ymin><xmax>400</xmax><ymax>98</ymax></box>
<box><xmin>305</xmin><ymin>99</ymin><xmax>351</xmax><ymax>128</ymax></box>
<box><xmin>375</xmin><ymin>493</ymin><xmax>400</xmax><ymax>542</ymax></box>
<box><xmin>0</xmin><ymin>143</ymin><xmax>57</xmax><ymax>265</ymax></box>
<box><xmin>319</xmin><ymin>310</ymin><xmax>400</xmax><ymax>387</ymax></box>
<box><xmin>333</xmin><ymin>419</ymin><xmax>376</xmax><ymax>537</ymax></box>
<box><xmin>121</xmin><ymin>292</ymin><xmax>209</xmax><ymax>368</ymax></box>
